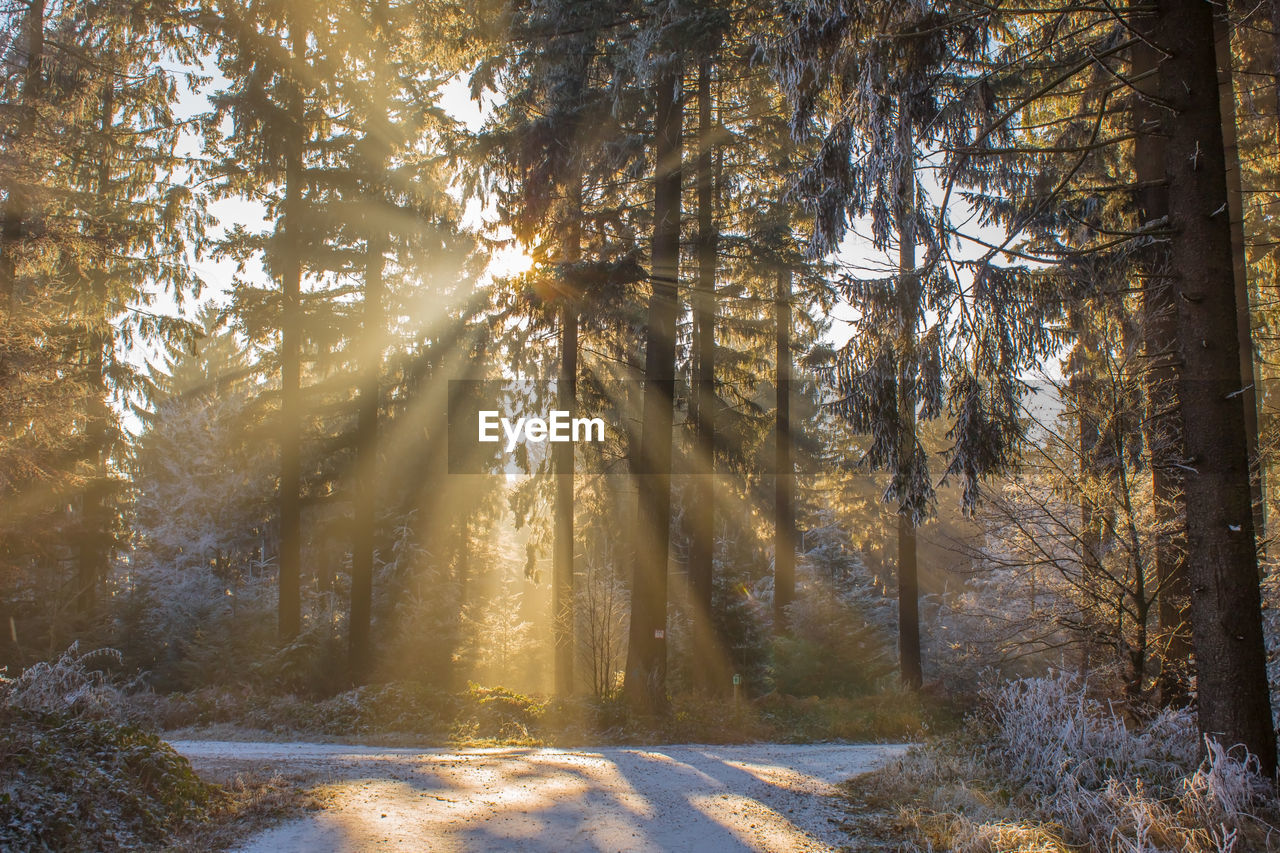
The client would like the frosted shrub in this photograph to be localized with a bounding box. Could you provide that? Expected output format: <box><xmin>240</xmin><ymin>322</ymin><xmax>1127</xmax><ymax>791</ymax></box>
<box><xmin>992</xmin><ymin>672</ymin><xmax>1199</xmax><ymax>802</ymax></box>
<box><xmin>878</xmin><ymin>674</ymin><xmax>1278</xmax><ymax>852</ymax></box>
<box><xmin>0</xmin><ymin>642</ymin><xmax>126</xmax><ymax>720</ymax></box>
<box><xmin>1181</xmin><ymin>739</ymin><xmax>1269</xmax><ymax>827</ymax></box>
<box><xmin>989</xmin><ymin>674</ymin><xmax>1273</xmax><ymax>849</ymax></box>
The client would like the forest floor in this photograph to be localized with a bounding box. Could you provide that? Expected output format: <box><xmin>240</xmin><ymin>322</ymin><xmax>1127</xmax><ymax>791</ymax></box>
<box><xmin>172</xmin><ymin>740</ymin><xmax>905</xmax><ymax>852</ymax></box>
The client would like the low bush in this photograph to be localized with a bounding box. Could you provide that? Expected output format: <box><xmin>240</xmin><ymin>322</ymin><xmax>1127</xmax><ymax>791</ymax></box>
<box><xmin>454</xmin><ymin>684</ymin><xmax>546</xmax><ymax>742</ymax></box>
<box><xmin>758</xmin><ymin>690</ymin><xmax>945</xmax><ymax>742</ymax></box>
<box><xmin>0</xmin><ymin>646</ymin><xmax>218</xmax><ymax>852</ymax></box>
<box><xmin>842</xmin><ymin>672</ymin><xmax>1280</xmax><ymax>853</ymax></box>
<box><xmin>139</xmin><ymin>678</ymin><xmax>940</xmax><ymax>746</ymax></box>
<box><xmin>773</xmin><ymin>585</ymin><xmax>895</xmax><ymax>698</ymax></box>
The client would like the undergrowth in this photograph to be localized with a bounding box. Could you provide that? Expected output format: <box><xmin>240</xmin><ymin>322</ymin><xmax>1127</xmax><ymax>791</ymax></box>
<box><xmin>840</xmin><ymin>672</ymin><xmax>1280</xmax><ymax>852</ymax></box>
<box><xmin>0</xmin><ymin>645</ymin><xmax>219</xmax><ymax>852</ymax></box>
<box><xmin>131</xmin><ymin>681</ymin><xmax>950</xmax><ymax>746</ymax></box>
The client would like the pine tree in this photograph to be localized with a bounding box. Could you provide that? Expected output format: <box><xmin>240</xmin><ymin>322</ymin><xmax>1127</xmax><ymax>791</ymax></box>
<box><xmin>0</xmin><ymin>0</ymin><xmax>204</xmax><ymax>654</ymax></box>
<box><xmin>478</xmin><ymin>0</ymin><xmax>623</xmax><ymax>696</ymax></box>
<box><xmin>624</xmin><ymin>55</ymin><xmax>684</xmax><ymax>712</ymax></box>
<box><xmin>328</xmin><ymin>0</ymin><xmax>465</xmax><ymax>681</ymax></box>
<box><xmin>66</xmin><ymin>3</ymin><xmax>206</xmax><ymax>622</ymax></box>
<box><xmin>931</xmin><ymin>0</ymin><xmax>1274</xmax><ymax>760</ymax></box>
<box><xmin>686</xmin><ymin>56</ymin><xmax>718</xmax><ymax>688</ymax></box>
<box><xmin>773</xmin><ymin>1</ymin><xmax>972</xmax><ymax>688</ymax></box>
<box><xmin>206</xmin><ymin>0</ymin><xmax>330</xmax><ymax>642</ymax></box>
<box><xmin>1132</xmin><ymin>14</ymin><xmax>1189</xmax><ymax>708</ymax></box>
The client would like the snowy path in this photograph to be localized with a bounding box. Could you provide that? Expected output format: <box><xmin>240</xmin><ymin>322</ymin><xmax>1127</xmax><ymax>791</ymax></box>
<box><xmin>172</xmin><ymin>740</ymin><xmax>904</xmax><ymax>852</ymax></box>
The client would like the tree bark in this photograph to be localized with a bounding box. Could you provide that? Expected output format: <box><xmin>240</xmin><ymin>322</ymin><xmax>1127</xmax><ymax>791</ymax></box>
<box><xmin>896</xmin><ymin>126</ymin><xmax>922</xmax><ymax>690</ymax></box>
<box><xmin>624</xmin><ymin>67</ymin><xmax>682</xmax><ymax>714</ymax></box>
<box><xmin>1213</xmin><ymin>14</ymin><xmax>1264</xmax><ymax>548</ymax></box>
<box><xmin>553</xmin><ymin>175</ymin><xmax>581</xmax><ymax>698</ymax></box>
<box><xmin>688</xmin><ymin>59</ymin><xmax>719</xmax><ymax>691</ymax></box>
<box><xmin>349</xmin><ymin>230</ymin><xmax>384</xmax><ymax>680</ymax></box>
<box><xmin>77</xmin><ymin>334</ymin><xmax>109</xmax><ymax>622</ymax></box>
<box><xmin>773</xmin><ymin>267</ymin><xmax>795</xmax><ymax>631</ymax></box>
<box><xmin>1157</xmin><ymin>0</ymin><xmax>1275</xmax><ymax>774</ymax></box>
<box><xmin>278</xmin><ymin>22</ymin><xmax>305</xmax><ymax>642</ymax></box>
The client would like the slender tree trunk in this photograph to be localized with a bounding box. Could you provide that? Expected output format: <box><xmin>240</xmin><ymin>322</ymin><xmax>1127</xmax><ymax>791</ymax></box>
<box><xmin>77</xmin><ymin>334</ymin><xmax>108</xmax><ymax>622</ymax></box>
<box><xmin>1157</xmin><ymin>0</ymin><xmax>1275</xmax><ymax>774</ymax></box>
<box><xmin>1118</xmin><ymin>458</ymin><xmax>1151</xmax><ymax>706</ymax></box>
<box><xmin>0</xmin><ymin>0</ymin><xmax>44</xmax><ymax>307</ymax></box>
<box><xmin>688</xmin><ymin>59</ymin><xmax>719</xmax><ymax>692</ymax></box>
<box><xmin>895</xmin><ymin>485</ymin><xmax>921</xmax><ymax>688</ymax></box>
<box><xmin>1213</xmin><ymin>15</ymin><xmax>1264</xmax><ymax>547</ymax></box>
<box><xmin>1132</xmin><ymin>32</ymin><xmax>1190</xmax><ymax>707</ymax></box>
<box><xmin>349</xmin><ymin>230</ymin><xmax>384</xmax><ymax>680</ymax></box>
<box><xmin>76</xmin><ymin>86</ymin><xmax>116</xmax><ymax>625</ymax></box>
<box><xmin>773</xmin><ymin>267</ymin><xmax>795</xmax><ymax>631</ymax></box>
<box><xmin>896</xmin><ymin>125</ymin><xmax>922</xmax><ymax>690</ymax></box>
<box><xmin>278</xmin><ymin>24</ymin><xmax>305</xmax><ymax>642</ymax></box>
<box><xmin>553</xmin><ymin>175</ymin><xmax>581</xmax><ymax>698</ymax></box>
<box><xmin>348</xmin><ymin>0</ymin><xmax>395</xmax><ymax>682</ymax></box>
<box><xmin>1078</xmin><ymin>373</ymin><xmax>1104</xmax><ymax>675</ymax></box>
<box><xmin>624</xmin><ymin>67</ymin><xmax>682</xmax><ymax>714</ymax></box>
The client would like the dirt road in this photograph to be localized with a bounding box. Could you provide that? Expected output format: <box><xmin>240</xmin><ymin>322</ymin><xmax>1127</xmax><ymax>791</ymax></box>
<box><xmin>172</xmin><ymin>740</ymin><xmax>903</xmax><ymax>852</ymax></box>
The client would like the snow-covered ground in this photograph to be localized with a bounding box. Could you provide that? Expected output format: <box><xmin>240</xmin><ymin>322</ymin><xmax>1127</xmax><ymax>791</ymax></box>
<box><xmin>172</xmin><ymin>740</ymin><xmax>904</xmax><ymax>852</ymax></box>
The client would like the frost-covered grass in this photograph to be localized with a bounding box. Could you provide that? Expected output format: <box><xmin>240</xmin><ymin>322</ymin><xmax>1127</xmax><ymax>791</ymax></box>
<box><xmin>128</xmin><ymin>681</ymin><xmax>947</xmax><ymax>746</ymax></box>
<box><xmin>840</xmin><ymin>673</ymin><xmax>1279</xmax><ymax>852</ymax></box>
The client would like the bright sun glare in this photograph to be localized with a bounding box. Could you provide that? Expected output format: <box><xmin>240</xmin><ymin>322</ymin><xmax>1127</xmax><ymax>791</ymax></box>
<box><xmin>487</xmin><ymin>245</ymin><xmax>535</xmax><ymax>279</ymax></box>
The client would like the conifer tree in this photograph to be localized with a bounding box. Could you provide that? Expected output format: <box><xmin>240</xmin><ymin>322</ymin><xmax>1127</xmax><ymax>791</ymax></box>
<box><xmin>328</xmin><ymin>0</ymin><xmax>462</xmax><ymax>680</ymax></box>
<box><xmin>686</xmin><ymin>56</ymin><xmax>718</xmax><ymax>685</ymax></box>
<box><xmin>1131</xmin><ymin>13</ymin><xmax>1189</xmax><ymax>707</ymax></box>
<box><xmin>774</xmin><ymin>2</ymin><xmax>969</xmax><ymax>687</ymax></box>
<box><xmin>0</xmin><ymin>0</ymin><xmax>204</xmax><ymax>649</ymax></box>
<box><xmin>624</xmin><ymin>52</ymin><xmax>683</xmax><ymax>712</ymax></box>
<box><xmin>478</xmin><ymin>0</ymin><xmax>623</xmax><ymax>696</ymax></box>
<box><xmin>206</xmin><ymin>0</ymin><xmax>331</xmax><ymax>642</ymax></box>
<box><xmin>66</xmin><ymin>3</ymin><xmax>206</xmax><ymax>622</ymax></box>
<box><xmin>924</xmin><ymin>0</ymin><xmax>1274</xmax><ymax>762</ymax></box>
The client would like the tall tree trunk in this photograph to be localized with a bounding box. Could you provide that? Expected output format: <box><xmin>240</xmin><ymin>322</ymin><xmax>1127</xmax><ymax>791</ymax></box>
<box><xmin>77</xmin><ymin>334</ymin><xmax>108</xmax><ymax>622</ymax></box>
<box><xmin>773</xmin><ymin>267</ymin><xmax>795</xmax><ymax>631</ymax></box>
<box><xmin>896</xmin><ymin>124</ymin><xmax>922</xmax><ymax>689</ymax></box>
<box><xmin>76</xmin><ymin>86</ymin><xmax>116</xmax><ymax>625</ymax></box>
<box><xmin>1133</xmin><ymin>32</ymin><xmax>1190</xmax><ymax>707</ymax></box>
<box><xmin>349</xmin><ymin>231</ymin><xmax>384</xmax><ymax>680</ymax></box>
<box><xmin>688</xmin><ymin>59</ymin><xmax>719</xmax><ymax>691</ymax></box>
<box><xmin>553</xmin><ymin>175</ymin><xmax>581</xmax><ymax>698</ymax></box>
<box><xmin>624</xmin><ymin>67</ymin><xmax>682</xmax><ymax>713</ymax></box>
<box><xmin>1213</xmin><ymin>15</ymin><xmax>1264</xmax><ymax>547</ymax></box>
<box><xmin>277</xmin><ymin>23</ymin><xmax>305</xmax><ymax>642</ymax></box>
<box><xmin>1157</xmin><ymin>0</ymin><xmax>1275</xmax><ymax>774</ymax></box>
<box><xmin>0</xmin><ymin>0</ymin><xmax>44</xmax><ymax>306</ymax></box>
<box><xmin>348</xmin><ymin>0</ymin><xmax>394</xmax><ymax>680</ymax></box>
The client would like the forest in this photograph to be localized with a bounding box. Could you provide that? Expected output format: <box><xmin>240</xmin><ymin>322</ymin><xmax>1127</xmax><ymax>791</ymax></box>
<box><xmin>3</xmin><ymin>0</ymin><xmax>1280</xmax><ymax>850</ymax></box>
